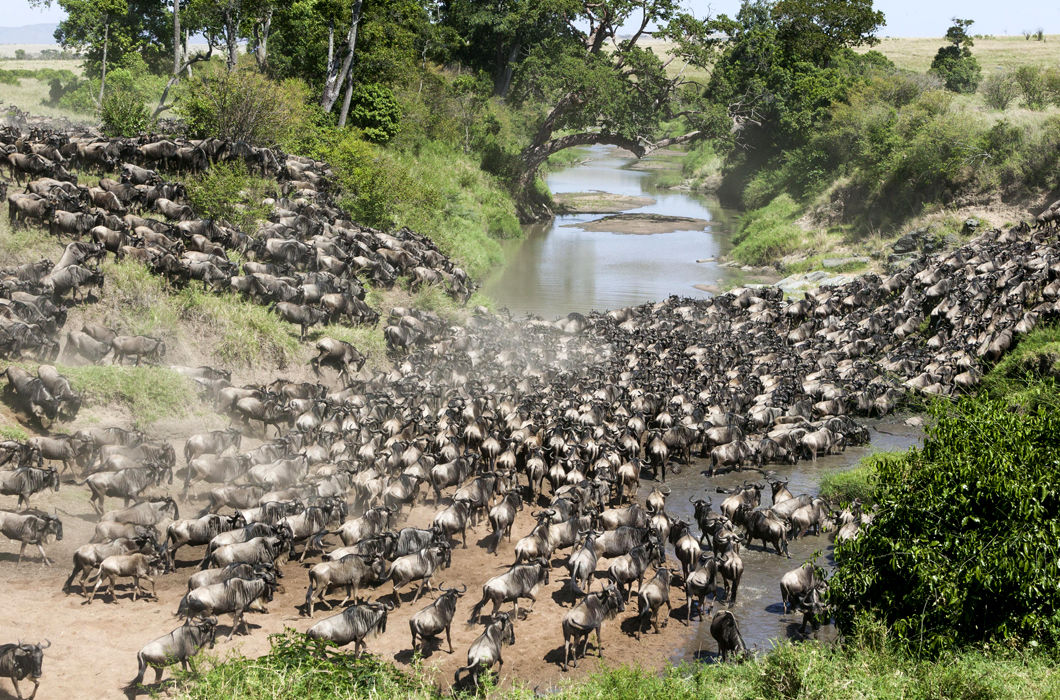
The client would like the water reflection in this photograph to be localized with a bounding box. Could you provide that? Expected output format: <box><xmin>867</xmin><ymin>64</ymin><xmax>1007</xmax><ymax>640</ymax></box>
<box><xmin>486</xmin><ymin>146</ymin><xmax>738</xmax><ymax>319</ymax></box>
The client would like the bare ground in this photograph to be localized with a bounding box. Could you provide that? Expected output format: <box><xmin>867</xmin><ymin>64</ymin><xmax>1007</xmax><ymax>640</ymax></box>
<box><xmin>0</xmin><ymin>475</ymin><xmax>696</xmax><ymax>700</ymax></box>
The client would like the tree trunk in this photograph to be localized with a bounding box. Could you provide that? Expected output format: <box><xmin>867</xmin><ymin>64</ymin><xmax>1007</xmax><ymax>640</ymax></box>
<box><xmin>253</xmin><ymin>9</ymin><xmax>272</xmax><ymax>71</ymax></box>
<box><xmin>493</xmin><ymin>42</ymin><xmax>520</xmax><ymax>97</ymax></box>
<box><xmin>173</xmin><ymin>0</ymin><xmax>181</xmax><ymax>75</ymax></box>
<box><xmin>98</xmin><ymin>17</ymin><xmax>109</xmax><ymax>105</ymax></box>
<box><xmin>320</xmin><ymin>0</ymin><xmax>362</xmax><ymax>113</ymax></box>
<box><xmin>337</xmin><ymin>69</ymin><xmax>356</xmax><ymax>128</ymax></box>
<box><xmin>224</xmin><ymin>5</ymin><xmax>239</xmax><ymax>70</ymax></box>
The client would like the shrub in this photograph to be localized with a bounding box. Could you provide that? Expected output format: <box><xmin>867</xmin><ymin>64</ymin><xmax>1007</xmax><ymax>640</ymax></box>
<box><xmin>346</xmin><ymin>83</ymin><xmax>402</xmax><ymax>144</ymax></box>
<box><xmin>177</xmin><ymin>62</ymin><xmax>309</xmax><ymax>147</ymax></box>
<box><xmin>186</xmin><ymin>162</ymin><xmax>273</xmax><ymax>235</ymax></box>
<box><xmin>1015</xmin><ymin>66</ymin><xmax>1048</xmax><ymax>110</ymax></box>
<box><xmin>829</xmin><ymin>394</ymin><xmax>1060</xmax><ymax>653</ymax></box>
<box><xmin>100</xmin><ymin>88</ymin><xmax>150</xmax><ymax>137</ymax></box>
<box><xmin>980</xmin><ymin>71</ymin><xmax>1020</xmax><ymax>110</ymax></box>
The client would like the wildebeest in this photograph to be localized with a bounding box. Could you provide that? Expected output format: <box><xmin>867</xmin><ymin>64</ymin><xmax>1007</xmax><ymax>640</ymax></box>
<box><xmin>63</xmin><ymin>535</ymin><xmax>155</xmax><ymax>595</ymax></box>
<box><xmin>110</xmin><ymin>335</ymin><xmax>166</xmax><ymax>365</ymax></box>
<box><xmin>634</xmin><ymin>567</ymin><xmax>673</xmax><ymax>640</ymax></box>
<box><xmin>311</xmin><ymin>337</ymin><xmax>366</xmax><ymax>383</ymax></box>
<box><xmin>88</xmin><ymin>552</ymin><xmax>167</xmax><ymax>603</ymax></box>
<box><xmin>736</xmin><ymin>505</ymin><xmax>790</xmax><ymax>557</ymax></box>
<box><xmin>607</xmin><ymin>538</ymin><xmax>664</xmax><ymax>601</ymax></box>
<box><xmin>183</xmin><ymin>428</ymin><xmax>242</xmax><ymax>466</ymax></box>
<box><xmin>487</xmin><ymin>491</ymin><xmax>523</xmax><ymax>554</ymax></box>
<box><xmin>165</xmin><ymin>513</ymin><xmax>242</xmax><ymax>566</ymax></box>
<box><xmin>0</xmin><ymin>467</ymin><xmax>59</xmax><ymax>509</ymax></box>
<box><xmin>80</xmin><ymin>465</ymin><xmax>169</xmax><ymax>514</ymax></box>
<box><xmin>304</xmin><ymin>553</ymin><xmax>388</xmax><ymax>617</ymax></box>
<box><xmin>561</xmin><ymin>583</ymin><xmax>625</xmax><ymax>671</ymax></box>
<box><xmin>178</xmin><ymin>572</ymin><xmax>279</xmax><ymax>639</ymax></box>
<box><xmin>468</xmin><ymin>557</ymin><xmax>550</xmax><ymax>622</ymax></box>
<box><xmin>0</xmin><ymin>639</ymin><xmax>49</xmax><ymax>700</ymax></box>
<box><xmin>3</xmin><ymin>367</ymin><xmax>59</xmax><ymax>427</ymax></box>
<box><xmin>387</xmin><ymin>542</ymin><xmax>451</xmax><ymax>607</ymax></box>
<box><xmin>130</xmin><ymin>616</ymin><xmax>217</xmax><ymax>687</ymax></box>
<box><xmin>305</xmin><ymin>601</ymin><xmax>390</xmax><ymax>656</ymax></box>
<box><xmin>780</xmin><ymin>562</ymin><xmax>825</xmax><ymax>614</ymax></box>
<box><xmin>409</xmin><ymin>584</ymin><xmax>466</xmax><ymax>654</ymax></box>
<box><xmin>0</xmin><ymin>510</ymin><xmax>62</xmax><ymax>564</ymax></box>
<box><xmin>454</xmin><ymin>612</ymin><xmax>515</xmax><ymax>690</ymax></box>
<box><xmin>710</xmin><ymin>610</ymin><xmax>747</xmax><ymax>661</ymax></box>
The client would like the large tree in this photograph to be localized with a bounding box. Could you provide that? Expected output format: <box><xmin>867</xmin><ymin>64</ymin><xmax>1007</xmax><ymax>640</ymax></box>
<box><xmin>32</xmin><ymin>0</ymin><xmax>172</xmax><ymax>77</ymax></box>
<box><xmin>507</xmin><ymin>1</ymin><xmax>723</xmax><ymax>220</ymax></box>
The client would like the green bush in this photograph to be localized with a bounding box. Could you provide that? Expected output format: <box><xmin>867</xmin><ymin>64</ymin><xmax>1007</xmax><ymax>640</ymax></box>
<box><xmin>173</xmin><ymin>630</ymin><xmax>435</xmax><ymax>699</ymax></box>
<box><xmin>1015</xmin><ymin>66</ymin><xmax>1048</xmax><ymax>110</ymax></box>
<box><xmin>346</xmin><ymin>83</ymin><xmax>402</xmax><ymax>144</ymax></box>
<box><xmin>930</xmin><ymin>19</ymin><xmax>982</xmax><ymax>94</ymax></box>
<box><xmin>186</xmin><ymin>162</ymin><xmax>273</xmax><ymax>234</ymax></box>
<box><xmin>829</xmin><ymin>393</ymin><xmax>1060</xmax><ymax>653</ymax></box>
<box><xmin>177</xmin><ymin>61</ymin><xmax>309</xmax><ymax>148</ymax></box>
<box><xmin>980</xmin><ymin>71</ymin><xmax>1021</xmax><ymax>110</ymax></box>
<box><xmin>100</xmin><ymin>88</ymin><xmax>150</xmax><ymax>137</ymax></box>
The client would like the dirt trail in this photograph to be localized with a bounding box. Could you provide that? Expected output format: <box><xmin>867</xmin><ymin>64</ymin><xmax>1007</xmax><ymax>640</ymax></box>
<box><xmin>0</xmin><ymin>479</ymin><xmax>698</xmax><ymax>700</ymax></box>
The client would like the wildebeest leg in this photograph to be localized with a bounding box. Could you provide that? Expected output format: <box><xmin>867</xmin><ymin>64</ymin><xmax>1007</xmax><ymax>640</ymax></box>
<box><xmin>16</xmin><ymin>542</ymin><xmax>27</xmax><ymax>565</ymax></box>
<box><xmin>445</xmin><ymin>623</ymin><xmax>453</xmax><ymax>653</ymax></box>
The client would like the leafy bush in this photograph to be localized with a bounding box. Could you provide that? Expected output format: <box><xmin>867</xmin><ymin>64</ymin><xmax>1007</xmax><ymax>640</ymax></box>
<box><xmin>980</xmin><ymin>71</ymin><xmax>1020</xmax><ymax>110</ymax></box>
<box><xmin>1015</xmin><ymin>66</ymin><xmax>1048</xmax><ymax>110</ymax></box>
<box><xmin>100</xmin><ymin>88</ymin><xmax>150</xmax><ymax>137</ymax></box>
<box><xmin>173</xmin><ymin>630</ymin><xmax>435</xmax><ymax>699</ymax></box>
<box><xmin>346</xmin><ymin>83</ymin><xmax>402</xmax><ymax>144</ymax></box>
<box><xmin>177</xmin><ymin>62</ymin><xmax>309</xmax><ymax>147</ymax></box>
<box><xmin>186</xmin><ymin>162</ymin><xmax>273</xmax><ymax>234</ymax></box>
<box><xmin>829</xmin><ymin>394</ymin><xmax>1060</xmax><ymax>653</ymax></box>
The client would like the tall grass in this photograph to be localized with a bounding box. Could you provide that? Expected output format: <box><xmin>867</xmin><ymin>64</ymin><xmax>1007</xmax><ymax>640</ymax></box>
<box><xmin>981</xmin><ymin>324</ymin><xmax>1060</xmax><ymax>410</ymax></box>
<box><xmin>60</xmin><ymin>364</ymin><xmax>198</xmax><ymax>428</ymax></box>
<box><xmin>175</xmin><ymin>631</ymin><xmax>1060</xmax><ymax>700</ymax></box>
<box><xmin>730</xmin><ymin>195</ymin><xmax>804</xmax><ymax>266</ymax></box>
<box><xmin>101</xmin><ymin>260</ymin><xmax>300</xmax><ymax>368</ymax></box>
<box><xmin>819</xmin><ymin>451</ymin><xmax>906</xmax><ymax>505</ymax></box>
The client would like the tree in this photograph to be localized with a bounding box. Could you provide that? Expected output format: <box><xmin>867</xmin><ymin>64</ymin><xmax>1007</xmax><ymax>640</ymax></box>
<box><xmin>507</xmin><ymin>1</ymin><xmax>726</xmax><ymax>220</ymax></box>
<box><xmin>32</xmin><ymin>0</ymin><xmax>172</xmax><ymax>78</ymax></box>
<box><xmin>440</xmin><ymin>0</ymin><xmax>576</xmax><ymax>97</ymax></box>
<box><xmin>772</xmin><ymin>0</ymin><xmax>884</xmax><ymax>67</ymax></box>
<box><xmin>930</xmin><ymin>18</ymin><xmax>981</xmax><ymax>94</ymax></box>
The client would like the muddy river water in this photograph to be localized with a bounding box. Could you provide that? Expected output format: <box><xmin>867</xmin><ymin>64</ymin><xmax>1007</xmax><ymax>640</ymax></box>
<box><xmin>487</xmin><ymin>146</ymin><xmax>921</xmax><ymax>660</ymax></box>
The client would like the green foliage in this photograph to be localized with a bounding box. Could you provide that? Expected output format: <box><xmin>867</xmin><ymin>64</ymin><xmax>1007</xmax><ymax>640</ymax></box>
<box><xmin>173</xmin><ymin>630</ymin><xmax>435</xmax><ymax>699</ymax></box>
<box><xmin>44</xmin><ymin>0</ymin><xmax>172</xmax><ymax>77</ymax></box>
<box><xmin>930</xmin><ymin>19</ymin><xmax>982</xmax><ymax>93</ymax></box>
<box><xmin>346</xmin><ymin>83</ymin><xmax>402</xmax><ymax>144</ymax></box>
<box><xmin>101</xmin><ymin>260</ymin><xmax>300</xmax><ymax>369</ymax></box>
<box><xmin>60</xmin><ymin>365</ymin><xmax>197</xmax><ymax>428</ymax></box>
<box><xmin>186</xmin><ymin>162</ymin><xmax>273</xmax><ymax>234</ymax></box>
<box><xmin>177</xmin><ymin>633</ymin><xmax>1060</xmax><ymax>699</ymax></box>
<box><xmin>829</xmin><ymin>392</ymin><xmax>1060</xmax><ymax>653</ymax></box>
<box><xmin>771</xmin><ymin>0</ymin><xmax>886</xmax><ymax>66</ymax></box>
<box><xmin>0</xmin><ymin>425</ymin><xmax>29</xmax><ymax>441</ymax></box>
<box><xmin>730</xmin><ymin>194</ymin><xmax>803</xmax><ymax>266</ymax></box>
<box><xmin>981</xmin><ymin>324</ymin><xmax>1060</xmax><ymax>411</ymax></box>
<box><xmin>1014</xmin><ymin>66</ymin><xmax>1048</xmax><ymax>110</ymax></box>
<box><xmin>819</xmin><ymin>451</ymin><xmax>905</xmax><ymax>505</ymax></box>
<box><xmin>981</xmin><ymin>70</ymin><xmax>1021</xmax><ymax>110</ymax></box>
<box><xmin>177</xmin><ymin>62</ymin><xmax>310</xmax><ymax>148</ymax></box>
<box><xmin>100</xmin><ymin>88</ymin><xmax>149</xmax><ymax>136</ymax></box>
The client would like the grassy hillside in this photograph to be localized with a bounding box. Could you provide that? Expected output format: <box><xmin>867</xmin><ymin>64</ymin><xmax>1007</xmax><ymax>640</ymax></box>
<box><xmin>862</xmin><ymin>35</ymin><xmax>1060</xmax><ymax>73</ymax></box>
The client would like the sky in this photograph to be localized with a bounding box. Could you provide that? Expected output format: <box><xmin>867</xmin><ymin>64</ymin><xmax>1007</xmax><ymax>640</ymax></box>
<box><xmin>4</xmin><ymin>0</ymin><xmax>1059</xmax><ymax>37</ymax></box>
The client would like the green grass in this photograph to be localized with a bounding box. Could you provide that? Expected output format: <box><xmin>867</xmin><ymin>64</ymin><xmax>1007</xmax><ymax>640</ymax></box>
<box><xmin>0</xmin><ymin>217</ymin><xmax>64</xmax><ymax>264</ymax></box>
<box><xmin>60</xmin><ymin>364</ymin><xmax>198</xmax><ymax>428</ymax></box>
<box><xmin>100</xmin><ymin>260</ymin><xmax>300</xmax><ymax>369</ymax></box>
<box><xmin>310</xmin><ymin>324</ymin><xmax>389</xmax><ymax>372</ymax></box>
<box><xmin>819</xmin><ymin>451</ymin><xmax>905</xmax><ymax>505</ymax></box>
<box><xmin>981</xmin><ymin>324</ymin><xmax>1060</xmax><ymax>410</ymax></box>
<box><xmin>860</xmin><ymin>35</ymin><xmax>1060</xmax><ymax>74</ymax></box>
<box><xmin>175</xmin><ymin>630</ymin><xmax>1060</xmax><ymax>700</ymax></box>
<box><xmin>0</xmin><ymin>424</ymin><xmax>29</xmax><ymax>441</ymax></box>
<box><xmin>730</xmin><ymin>194</ymin><xmax>805</xmax><ymax>266</ymax></box>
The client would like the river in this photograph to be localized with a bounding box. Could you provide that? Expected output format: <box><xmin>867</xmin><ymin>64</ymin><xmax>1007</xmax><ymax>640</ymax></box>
<box><xmin>486</xmin><ymin>145</ymin><xmax>921</xmax><ymax>660</ymax></box>
<box><xmin>486</xmin><ymin>145</ymin><xmax>742</xmax><ymax>317</ymax></box>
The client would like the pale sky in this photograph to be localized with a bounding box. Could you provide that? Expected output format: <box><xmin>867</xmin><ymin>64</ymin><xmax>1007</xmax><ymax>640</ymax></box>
<box><xmin>4</xmin><ymin>0</ymin><xmax>1059</xmax><ymax>37</ymax></box>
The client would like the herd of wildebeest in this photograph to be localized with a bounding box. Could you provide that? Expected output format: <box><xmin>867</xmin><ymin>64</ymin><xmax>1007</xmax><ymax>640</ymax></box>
<box><xmin>0</xmin><ymin>121</ymin><xmax>1059</xmax><ymax>698</ymax></box>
